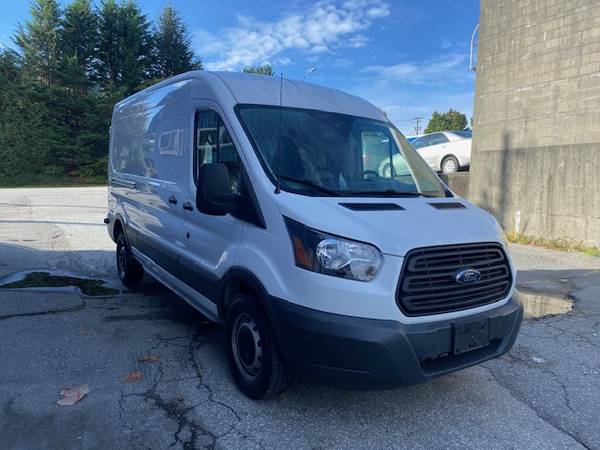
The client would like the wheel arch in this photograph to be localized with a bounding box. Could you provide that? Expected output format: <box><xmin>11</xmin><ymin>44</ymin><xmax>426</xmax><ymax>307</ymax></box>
<box><xmin>217</xmin><ymin>267</ymin><xmax>282</xmax><ymax>340</ymax></box>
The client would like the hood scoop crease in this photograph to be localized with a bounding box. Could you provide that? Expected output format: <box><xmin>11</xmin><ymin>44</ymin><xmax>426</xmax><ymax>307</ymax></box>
<box><xmin>429</xmin><ymin>202</ymin><xmax>466</xmax><ymax>210</ymax></box>
<box><xmin>339</xmin><ymin>203</ymin><xmax>405</xmax><ymax>211</ymax></box>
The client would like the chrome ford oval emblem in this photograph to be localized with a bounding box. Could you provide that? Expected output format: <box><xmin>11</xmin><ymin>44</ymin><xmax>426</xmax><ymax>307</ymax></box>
<box><xmin>455</xmin><ymin>268</ymin><xmax>482</xmax><ymax>285</ymax></box>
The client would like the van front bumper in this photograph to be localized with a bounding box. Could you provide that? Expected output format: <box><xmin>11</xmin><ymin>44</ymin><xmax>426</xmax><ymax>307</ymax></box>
<box><xmin>269</xmin><ymin>294</ymin><xmax>523</xmax><ymax>389</ymax></box>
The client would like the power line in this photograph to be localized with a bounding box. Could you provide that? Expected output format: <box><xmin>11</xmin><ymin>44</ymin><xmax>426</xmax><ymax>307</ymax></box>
<box><xmin>407</xmin><ymin>117</ymin><xmax>424</xmax><ymax>135</ymax></box>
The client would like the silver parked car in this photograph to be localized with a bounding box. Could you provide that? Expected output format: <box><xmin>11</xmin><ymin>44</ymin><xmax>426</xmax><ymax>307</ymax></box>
<box><xmin>412</xmin><ymin>130</ymin><xmax>472</xmax><ymax>174</ymax></box>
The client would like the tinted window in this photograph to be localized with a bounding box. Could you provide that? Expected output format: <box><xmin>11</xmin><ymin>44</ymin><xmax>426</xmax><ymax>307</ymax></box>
<box><xmin>195</xmin><ymin>111</ymin><xmax>241</xmax><ymax>194</ymax></box>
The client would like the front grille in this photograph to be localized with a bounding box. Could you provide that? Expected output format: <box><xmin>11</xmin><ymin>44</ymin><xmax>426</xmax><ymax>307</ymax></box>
<box><xmin>397</xmin><ymin>243</ymin><xmax>512</xmax><ymax>316</ymax></box>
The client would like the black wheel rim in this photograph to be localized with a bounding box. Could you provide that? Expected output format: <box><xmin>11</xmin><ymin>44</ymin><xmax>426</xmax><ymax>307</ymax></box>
<box><xmin>117</xmin><ymin>243</ymin><xmax>126</xmax><ymax>278</ymax></box>
<box><xmin>232</xmin><ymin>313</ymin><xmax>263</xmax><ymax>381</ymax></box>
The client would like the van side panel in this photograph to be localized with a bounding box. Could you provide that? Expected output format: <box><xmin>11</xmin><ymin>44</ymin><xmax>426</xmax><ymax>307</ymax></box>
<box><xmin>109</xmin><ymin>81</ymin><xmax>192</xmax><ymax>276</ymax></box>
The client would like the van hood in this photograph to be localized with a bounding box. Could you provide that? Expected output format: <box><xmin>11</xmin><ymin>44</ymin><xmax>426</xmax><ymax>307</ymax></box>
<box><xmin>276</xmin><ymin>194</ymin><xmax>504</xmax><ymax>257</ymax></box>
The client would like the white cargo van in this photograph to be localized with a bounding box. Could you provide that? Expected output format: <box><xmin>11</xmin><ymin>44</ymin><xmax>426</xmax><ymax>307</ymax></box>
<box><xmin>106</xmin><ymin>71</ymin><xmax>522</xmax><ymax>399</ymax></box>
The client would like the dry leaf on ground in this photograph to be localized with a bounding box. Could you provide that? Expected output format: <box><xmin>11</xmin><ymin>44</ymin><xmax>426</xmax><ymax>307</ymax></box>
<box><xmin>57</xmin><ymin>385</ymin><xmax>90</xmax><ymax>406</ymax></box>
<box><xmin>123</xmin><ymin>371</ymin><xmax>144</xmax><ymax>383</ymax></box>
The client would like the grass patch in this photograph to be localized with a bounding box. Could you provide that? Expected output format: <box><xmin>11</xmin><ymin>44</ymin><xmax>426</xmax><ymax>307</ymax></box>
<box><xmin>0</xmin><ymin>175</ymin><xmax>106</xmax><ymax>188</ymax></box>
<box><xmin>507</xmin><ymin>232</ymin><xmax>600</xmax><ymax>257</ymax></box>
<box><xmin>0</xmin><ymin>272</ymin><xmax>119</xmax><ymax>296</ymax></box>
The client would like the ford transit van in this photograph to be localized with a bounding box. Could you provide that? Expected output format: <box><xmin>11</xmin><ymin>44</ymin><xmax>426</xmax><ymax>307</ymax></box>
<box><xmin>106</xmin><ymin>71</ymin><xmax>522</xmax><ymax>399</ymax></box>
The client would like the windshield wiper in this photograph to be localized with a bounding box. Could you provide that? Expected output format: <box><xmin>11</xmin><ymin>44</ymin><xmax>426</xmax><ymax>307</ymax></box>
<box><xmin>344</xmin><ymin>189</ymin><xmax>437</xmax><ymax>198</ymax></box>
<box><xmin>278</xmin><ymin>175</ymin><xmax>343</xmax><ymax>197</ymax></box>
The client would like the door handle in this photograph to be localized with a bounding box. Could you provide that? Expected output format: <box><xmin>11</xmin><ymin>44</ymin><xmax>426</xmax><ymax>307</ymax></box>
<box><xmin>183</xmin><ymin>201</ymin><xmax>194</xmax><ymax>211</ymax></box>
<box><xmin>168</xmin><ymin>195</ymin><xmax>178</xmax><ymax>205</ymax></box>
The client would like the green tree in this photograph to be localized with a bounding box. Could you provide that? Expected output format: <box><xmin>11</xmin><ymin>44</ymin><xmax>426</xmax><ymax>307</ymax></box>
<box><xmin>61</xmin><ymin>0</ymin><xmax>97</xmax><ymax>73</ymax></box>
<box><xmin>152</xmin><ymin>5</ymin><xmax>200</xmax><ymax>78</ymax></box>
<box><xmin>97</xmin><ymin>0</ymin><xmax>120</xmax><ymax>84</ymax></box>
<box><xmin>1</xmin><ymin>0</ymin><xmax>205</xmax><ymax>186</ymax></box>
<box><xmin>97</xmin><ymin>0</ymin><xmax>151</xmax><ymax>91</ymax></box>
<box><xmin>118</xmin><ymin>0</ymin><xmax>152</xmax><ymax>92</ymax></box>
<box><xmin>13</xmin><ymin>0</ymin><xmax>62</xmax><ymax>86</ymax></box>
<box><xmin>243</xmin><ymin>64</ymin><xmax>274</xmax><ymax>76</ymax></box>
<box><xmin>424</xmin><ymin>109</ymin><xmax>468</xmax><ymax>134</ymax></box>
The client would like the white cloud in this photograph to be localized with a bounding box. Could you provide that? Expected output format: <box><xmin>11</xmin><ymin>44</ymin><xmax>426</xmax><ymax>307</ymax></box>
<box><xmin>194</xmin><ymin>1</ymin><xmax>390</xmax><ymax>71</ymax></box>
<box><xmin>366</xmin><ymin>5</ymin><xmax>390</xmax><ymax>18</ymax></box>
<box><xmin>441</xmin><ymin>39</ymin><xmax>453</xmax><ymax>49</ymax></box>
<box><xmin>346</xmin><ymin>52</ymin><xmax>475</xmax><ymax>133</ymax></box>
<box><xmin>362</xmin><ymin>53</ymin><xmax>471</xmax><ymax>85</ymax></box>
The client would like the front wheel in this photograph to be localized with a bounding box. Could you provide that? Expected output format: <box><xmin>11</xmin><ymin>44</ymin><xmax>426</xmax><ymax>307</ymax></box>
<box><xmin>441</xmin><ymin>156</ymin><xmax>459</xmax><ymax>174</ymax></box>
<box><xmin>226</xmin><ymin>294</ymin><xmax>289</xmax><ymax>399</ymax></box>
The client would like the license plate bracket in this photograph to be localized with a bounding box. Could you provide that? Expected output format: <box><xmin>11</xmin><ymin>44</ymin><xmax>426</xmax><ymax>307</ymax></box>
<box><xmin>453</xmin><ymin>318</ymin><xmax>490</xmax><ymax>354</ymax></box>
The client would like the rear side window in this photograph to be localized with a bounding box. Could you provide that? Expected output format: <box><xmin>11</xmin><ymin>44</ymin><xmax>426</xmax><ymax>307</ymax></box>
<box><xmin>194</xmin><ymin>111</ymin><xmax>241</xmax><ymax>194</ymax></box>
<box><xmin>429</xmin><ymin>133</ymin><xmax>449</xmax><ymax>145</ymax></box>
<box><xmin>413</xmin><ymin>133</ymin><xmax>448</xmax><ymax>148</ymax></box>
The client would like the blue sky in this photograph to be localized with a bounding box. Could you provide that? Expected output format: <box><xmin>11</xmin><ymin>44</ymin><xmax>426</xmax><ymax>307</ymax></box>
<box><xmin>0</xmin><ymin>0</ymin><xmax>479</xmax><ymax>134</ymax></box>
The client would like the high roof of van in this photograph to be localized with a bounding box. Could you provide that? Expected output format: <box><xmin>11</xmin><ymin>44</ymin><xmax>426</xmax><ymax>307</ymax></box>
<box><xmin>114</xmin><ymin>71</ymin><xmax>386</xmax><ymax>122</ymax></box>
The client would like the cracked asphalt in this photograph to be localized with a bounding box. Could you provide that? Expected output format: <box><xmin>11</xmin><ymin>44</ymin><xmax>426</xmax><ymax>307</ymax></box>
<box><xmin>0</xmin><ymin>186</ymin><xmax>599</xmax><ymax>450</ymax></box>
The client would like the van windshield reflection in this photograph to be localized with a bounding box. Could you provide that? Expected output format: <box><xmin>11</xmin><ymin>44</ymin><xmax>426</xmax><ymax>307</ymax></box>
<box><xmin>236</xmin><ymin>105</ymin><xmax>447</xmax><ymax>198</ymax></box>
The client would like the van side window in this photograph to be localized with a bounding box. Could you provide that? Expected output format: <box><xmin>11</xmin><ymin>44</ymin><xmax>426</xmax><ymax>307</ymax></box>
<box><xmin>195</xmin><ymin>111</ymin><xmax>241</xmax><ymax>194</ymax></box>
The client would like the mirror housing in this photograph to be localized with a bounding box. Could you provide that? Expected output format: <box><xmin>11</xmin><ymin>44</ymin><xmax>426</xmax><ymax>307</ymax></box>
<box><xmin>196</xmin><ymin>163</ymin><xmax>235</xmax><ymax>216</ymax></box>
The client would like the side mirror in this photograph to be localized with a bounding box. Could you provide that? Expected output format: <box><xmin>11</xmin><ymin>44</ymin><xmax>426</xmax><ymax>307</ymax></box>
<box><xmin>196</xmin><ymin>163</ymin><xmax>235</xmax><ymax>216</ymax></box>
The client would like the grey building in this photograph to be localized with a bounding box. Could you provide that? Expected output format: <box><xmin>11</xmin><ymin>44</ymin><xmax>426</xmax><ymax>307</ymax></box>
<box><xmin>469</xmin><ymin>0</ymin><xmax>600</xmax><ymax>246</ymax></box>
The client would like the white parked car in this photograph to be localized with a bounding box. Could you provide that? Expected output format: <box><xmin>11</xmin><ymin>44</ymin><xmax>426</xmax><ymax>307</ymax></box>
<box><xmin>412</xmin><ymin>131</ymin><xmax>472</xmax><ymax>174</ymax></box>
<box><xmin>106</xmin><ymin>72</ymin><xmax>521</xmax><ymax>399</ymax></box>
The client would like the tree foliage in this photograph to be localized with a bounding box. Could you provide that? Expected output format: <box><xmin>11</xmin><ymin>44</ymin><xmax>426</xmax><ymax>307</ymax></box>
<box><xmin>424</xmin><ymin>109</ymin><xmax>468</xmax><ymax>134</ymax></box>
<box><xmin>14</xmin><ymin>0</ymin><xmax>62</xmax><ymax>86</ymax></box>
<box><xmin>243</xmin><ymin>64</ymin><xmax>275</xmax><ymax>76</ymax></box>
<box><xmin>153</xmin><ymin>5</ymin><xmax>201</xmax><ymax>78</ymax></box>
<box><xmin>62</xmin><ymin>0</ymin><xmax>97</xmax><ymax>72</ymax></box>
<box><xmin>0</xmin><ymin>0</ymin><xmax>201</xmax><ymax>186</ymax></box>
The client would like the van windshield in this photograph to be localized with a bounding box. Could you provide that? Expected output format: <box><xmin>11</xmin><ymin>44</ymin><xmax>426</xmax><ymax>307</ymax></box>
<box><xmin>236</xmin><ymin>105</ymin><xmax>448</xmax><ymax>198</ymax></box>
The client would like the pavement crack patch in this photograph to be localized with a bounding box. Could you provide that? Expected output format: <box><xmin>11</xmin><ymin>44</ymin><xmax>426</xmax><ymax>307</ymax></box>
<box><xmin>186</xmin><ymin>330</ymin><xmax>243</xmax><ymax>423</ymax></box>
<box><xmin>484</xmin><ymin>364</ymin><xmax>591</xmax><ymax>449</ymax></box>
<box><xmin>0</xmin><ymin>299</ymin><xmax>85</xmax><ymax>321</ymax></box>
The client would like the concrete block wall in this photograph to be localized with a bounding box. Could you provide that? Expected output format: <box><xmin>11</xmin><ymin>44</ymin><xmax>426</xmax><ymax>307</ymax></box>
<box><xmin>469</xmin><ymin>0</ymin><xmax>600</xmax><ymax>245</ymax></box>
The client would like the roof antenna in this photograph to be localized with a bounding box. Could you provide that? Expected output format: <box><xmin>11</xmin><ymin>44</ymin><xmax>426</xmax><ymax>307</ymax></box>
<box><xmin>274</xmin><ymin>72</ymin><xmax>284</xmax><ymax>194</ymax></box>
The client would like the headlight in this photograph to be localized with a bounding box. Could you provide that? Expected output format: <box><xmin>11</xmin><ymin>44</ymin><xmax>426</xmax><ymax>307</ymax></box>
<box><xmin>284</xmin><ymin>217</ymin><xmax>383</xmax><ymax>281</ymax></box>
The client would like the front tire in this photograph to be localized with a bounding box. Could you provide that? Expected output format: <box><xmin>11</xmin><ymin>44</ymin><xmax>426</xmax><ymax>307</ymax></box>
<box><xmin>116</xmin><ymin>232</ymin><xmax>144</xmax><ymax>287</ymax></box>
<box><xmin>226</xmin><ymin>294</ymin><xmax>289</xmax><ymax>399</ymax></box>
<box><xmin>441</xmin><ymin>156</ymin><xmax>459</xmax><ymax>174</ymax></box>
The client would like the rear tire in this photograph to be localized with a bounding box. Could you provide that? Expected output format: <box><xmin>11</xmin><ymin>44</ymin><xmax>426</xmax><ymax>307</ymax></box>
<box><xmin>116</xmin><ymin>232</ymin><xmax>144</xmax><ymax>287</ymax></box>
<box><xmin>226</xmin><ymin>294</ymin><xmax>289</xmax><ymax>399</ymax></box>
<box><xmin>441</xmin><ymin>156</ymin><xmax>459</xmax><ymax>174</ymax></box>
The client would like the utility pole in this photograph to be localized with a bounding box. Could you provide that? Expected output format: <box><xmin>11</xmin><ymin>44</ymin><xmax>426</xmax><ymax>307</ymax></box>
<box><xmin>410</xmin><ymin>117</ymin><xmax>424</xmax><ymax>135</ymax></box>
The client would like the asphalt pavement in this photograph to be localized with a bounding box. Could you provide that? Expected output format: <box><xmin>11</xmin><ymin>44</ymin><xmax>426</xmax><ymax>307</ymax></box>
<box><xmin>0</xmin><ymin>187</ymin><xmax>598</xmax><ymax>450</ymax></box>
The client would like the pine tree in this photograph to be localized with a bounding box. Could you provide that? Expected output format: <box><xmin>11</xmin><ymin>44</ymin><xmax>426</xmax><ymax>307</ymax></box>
<box><xmin>118</xmin><ymin>0</ymin><xmax>152</xmax><ymax>92</ymax></box>
<box><xmin>153</xmin><ymin>5</ymin><xmax>201</xmax><ymax>78</ymax></box>
<box><xmin>13</xmin><ymin>0</ymin><xmax>62</xmax><ymax>86</ymax></box>
<box><xmin>97</xmin><ymin>0</ymin><xmax>121</xmax><ymax>85</ymax></box>
<box><xmin>97</xmin><ymin>0</ymin><xmax>152</xmax><ymax>92</ymax></box>
<box><xmin>61</xmin><ymin>0</ymin><xmax>97</xmax><ymax>74</ymax></box>
<box><xmin>2</xmin><ymin>0</ymin><xmax>205</xmax><ymax>186</ymax></box>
